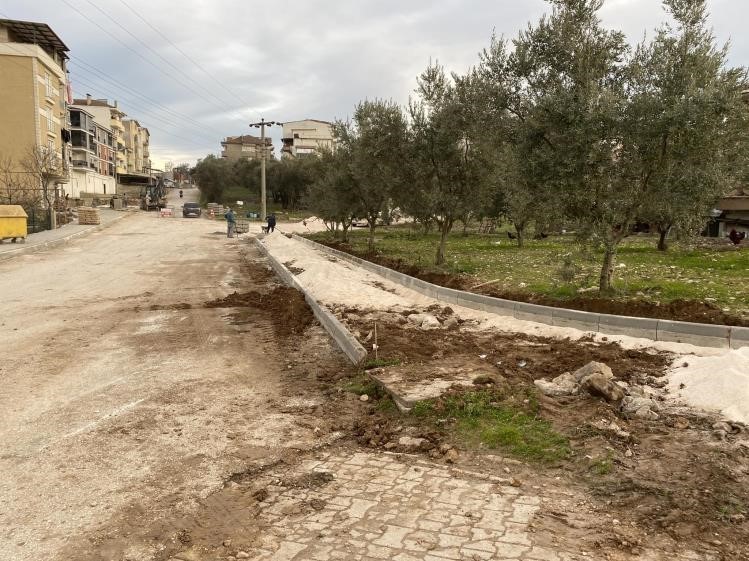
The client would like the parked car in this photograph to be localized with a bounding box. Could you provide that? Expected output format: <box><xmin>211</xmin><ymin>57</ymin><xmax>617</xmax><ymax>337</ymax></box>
<box><xmin>182</xmin><ymin>202</ymin><xmax>201</xmax><ymax>218</ymax></box>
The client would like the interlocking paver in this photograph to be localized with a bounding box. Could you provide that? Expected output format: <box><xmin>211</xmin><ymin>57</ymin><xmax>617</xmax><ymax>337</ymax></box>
<box><xmin>238</xmin><ymin>451</ymin><xmax>568</xmax><ymax>561</ymax></box>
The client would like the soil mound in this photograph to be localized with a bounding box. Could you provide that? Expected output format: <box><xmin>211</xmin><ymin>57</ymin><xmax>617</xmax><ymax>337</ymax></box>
<box><xmin>204</xmin><ymin>286</ymin><xmax>315</xmax><ymax>336</ymax></box>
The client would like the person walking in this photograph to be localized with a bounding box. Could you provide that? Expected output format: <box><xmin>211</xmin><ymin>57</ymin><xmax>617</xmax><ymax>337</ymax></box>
<box><xmin>225</xmin><ymin>207</ymin><xmax>236</xmax><ymax>238</ymax></box>
<box><xmin>267</xmin><ymin>213</ymin><xmax>277</xmax><ymax>233</ymax></box>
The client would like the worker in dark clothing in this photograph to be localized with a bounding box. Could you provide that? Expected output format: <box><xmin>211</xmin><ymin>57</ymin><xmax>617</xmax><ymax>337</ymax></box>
<box><xmin>225</xmin><ymin>208</ymin><xmax>236</xmax><ymax>238</ymax></box>
<box><xmin>267</xmin><ymin>213</ymin><xmax>276</xmax><ymax>233</ymax></box>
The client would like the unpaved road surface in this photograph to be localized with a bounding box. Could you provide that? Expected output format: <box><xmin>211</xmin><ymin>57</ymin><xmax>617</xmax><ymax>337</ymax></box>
<box><xmin>0</xmin><ymin>190</ymin><xmax>342</xmax><ymax>561</ymax></box>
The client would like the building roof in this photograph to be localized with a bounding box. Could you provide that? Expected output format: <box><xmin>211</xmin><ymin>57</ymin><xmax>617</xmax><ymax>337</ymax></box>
<box><xmin>222</xmin><ymin>135</ymin><xmax>271</xmax><ymax>146</ymax></box>
<box><xmin>0</xmin><ymin>19</ymin><xmax>69</xmax><ymax>57</ymax></box>
<box><xmin>284</xmin><ymin>119</ymin><xmax>332</xmax><ymax>126</ymax></box>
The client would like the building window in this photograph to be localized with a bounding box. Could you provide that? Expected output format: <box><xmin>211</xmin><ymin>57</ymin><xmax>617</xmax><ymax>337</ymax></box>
<box><xmin>48</xmin><ymin>139</ymin><xmax>55</xmax><ymax>153</ymax></box>
<box><xmin>45</xmin><ymin>73</ymin><xmax>53</xmax><ymax>98</ymax></box>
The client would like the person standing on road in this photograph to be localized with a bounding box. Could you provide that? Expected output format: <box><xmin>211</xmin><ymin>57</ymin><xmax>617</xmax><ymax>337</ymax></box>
<box><xmin>225</xmin><ymin>207</ymin><xmax>236</xmax><ymax>238</ymax></box>
<box><xmin>267</xmin><ymin>213</ymin><xmax>276</xmax><ymax>233</ymax></box>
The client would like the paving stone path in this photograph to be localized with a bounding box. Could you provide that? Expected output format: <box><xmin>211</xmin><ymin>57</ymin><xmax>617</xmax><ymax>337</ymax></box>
<box><xmin>239</xmin><ymin>451</ymin><xmax>569</xmax><ymax>561</ymax></box>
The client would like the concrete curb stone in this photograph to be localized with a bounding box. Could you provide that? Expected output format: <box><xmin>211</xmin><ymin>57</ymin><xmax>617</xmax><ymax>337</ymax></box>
<box><xmin>254</xmin><ymin>237</ymin><xmax>367</xmax><ymax>364</ymax></box>
<box><xmin>0</xmin><ymin>211</ymin><xmax>132</xmax><ymax>262</ymax></box>
<box><xmin>292</xmin><ymin>233</ymin><xmax>744</xmax><ymax>349</ymax></box>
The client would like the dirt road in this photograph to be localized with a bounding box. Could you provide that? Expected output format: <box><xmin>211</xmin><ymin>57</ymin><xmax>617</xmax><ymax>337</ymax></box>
<box><xmin>0</xmin><ymin>190</ymin><xmax>342</xmax><ymax>560</ymax></box>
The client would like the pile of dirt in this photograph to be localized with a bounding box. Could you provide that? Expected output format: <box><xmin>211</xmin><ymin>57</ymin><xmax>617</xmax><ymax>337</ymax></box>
<box><xmin>342</xmin><ymin>311</ymin><xmax>672</xmax><ymax>383</ymax></box>
<box><xmin>319</xmin><ymin>240</ymin><xmax>749</xmax><ymax>327</ymax></box>
<box><xmin>204</xmin><ymin>286</ymin><xmax>315</xmax><ymax>336</ymax></box>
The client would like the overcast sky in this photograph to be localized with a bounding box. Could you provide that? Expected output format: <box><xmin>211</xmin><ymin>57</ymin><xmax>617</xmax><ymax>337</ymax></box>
<box><xmin>3</xmin><ymin>0</ymin><xmax>746</xmax><ymax>169</ymax></box>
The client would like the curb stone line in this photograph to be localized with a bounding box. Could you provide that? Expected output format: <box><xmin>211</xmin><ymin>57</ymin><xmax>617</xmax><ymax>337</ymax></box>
<box><xmin>253</xmin><ymin>237</ymin><xmax>367</xmax><ymax>364</ymax></box>
<box><xmin>0</xmin><ymin>212</ymin><xmax>132</xmax><ymax>262</ymax></box>
<box><xmin>291</xmin><ymin>233</ymin><xmax>742</xmax><ymax>350</ymax></box>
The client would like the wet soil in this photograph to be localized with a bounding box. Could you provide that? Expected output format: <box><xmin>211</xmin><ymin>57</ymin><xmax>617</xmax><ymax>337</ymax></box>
<box><xmin>319</xmin><ymin>240</ymin><xmax>749</xmax><ymax>327</ymax></box>
<box><xmin>337</xmin><ymin>312</ymin><xmax>749</xmax><ymax>560</ymax></box>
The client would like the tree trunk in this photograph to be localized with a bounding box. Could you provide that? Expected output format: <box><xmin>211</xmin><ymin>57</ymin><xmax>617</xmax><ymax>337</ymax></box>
<box><xmin>515</xmin><ymin>223</ymin><xmax>524</xmax><ymax>248</ymax></box>
<box><xmin>435</xmin><ymin>220</ymin><xmax>452</xmax><ymax>265</ymax></box>
<box><xmin>342</xmin><ymin>222</ymin><xmax>350</xmax><ymax>243</ymax></box>
<box><xmin>599</xmin><ymin>245</ymin><xmax>617</xmax><ymax>293</ymax></box>
<box><xmin>657</xmin><ymin>224</ymin><xmax>671</xmax><ymax>251</ymax></box>
<box><xmin>368</xmin><ymin>218</ymin><xmax>376</xmax><ymax>253</ymax></box>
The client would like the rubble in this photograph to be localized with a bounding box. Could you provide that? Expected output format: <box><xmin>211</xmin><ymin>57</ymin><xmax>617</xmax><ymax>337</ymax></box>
<box><xmin>580</xmin><ymin>372</ymin><xmax>625</xmax><ymax>403</ymax></box>
<box><xmin>621</xmin><ymin>395</ymin><xmax>661</xmax><ymax>420</ymax></box>
<box><xmin>534</xmin><ymin>372</ymin><xmax>578</xmax><ymax>397</ymax></box>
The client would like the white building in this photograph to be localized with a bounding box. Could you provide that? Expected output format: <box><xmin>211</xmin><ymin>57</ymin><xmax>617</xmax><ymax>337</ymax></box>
<box><xmin>67</xmin><ymin>105</ymin><xmax>116</xmax><ymax>198</ymax></box>
<box><xmin>281</xmin><ymin>119</ymin><xmax>334</xmax><ymax>158</ymax></box>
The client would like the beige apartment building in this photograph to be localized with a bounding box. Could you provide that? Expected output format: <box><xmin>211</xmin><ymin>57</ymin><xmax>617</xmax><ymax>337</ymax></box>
<box><xmin>73</xmin><ymin>96</ymin><xmax>127</xmax><ymax>175</ymax></box>
<box><xmin>123</xmin><ymin>119</ymin><xmax>151</xmax><ymax>175</ymax></box>
<box><xmin>281</xmin><ymin>119</ymin><xmax>334</xmax><ymax>158</ymax></box>
<box><xmin>221</xmin><ymin>134</ymin><xmax>272</xmax><ymax>161</ymax></box>
<box><xmin>0</xmin><ymin>19</ymin><xmax>69</xmax><ymax>186</ymax></box>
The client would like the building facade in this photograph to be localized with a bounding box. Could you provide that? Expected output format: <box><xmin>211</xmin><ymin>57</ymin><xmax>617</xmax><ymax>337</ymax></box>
<box><xmin>0</xmin><ymin>19</ymin><xmax>70</xmax><ymax>191</ymax></box>
<box><xmin>72</xmin><ymin>96</ymin><xmax>127</xmax><ymax>175</ymax></box>
<box><xmin>220</xmin><ymin>135</ymin><xmax>272</xmax><ymax>161</ymax></box>
<box><xmin>67</xmin><ymin>105</ymin><xmax>115</xmax><ymax>197</ymax></box>
<box><xmin>123</xmin><ymin>119</ymin><xmax>150</xmax><ymax>175</ymax></box>
<box><xmin>281</xmin><ymin>119</ymin><xmax>334</xmax><ymax>158</ymax></box>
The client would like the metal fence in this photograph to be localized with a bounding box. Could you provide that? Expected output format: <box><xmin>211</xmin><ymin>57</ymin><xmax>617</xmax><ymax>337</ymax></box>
<box><xmin>25</xmin><ymin>207</ymin><xmax>50</xmax><ymax>233</ymax></box>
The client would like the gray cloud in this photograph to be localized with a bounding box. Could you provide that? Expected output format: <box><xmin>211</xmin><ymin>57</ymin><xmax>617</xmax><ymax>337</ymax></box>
<box><xmin>4</xmin><ymin>0</ymin><xmax>746</xmax><ymax>167</ymax></box>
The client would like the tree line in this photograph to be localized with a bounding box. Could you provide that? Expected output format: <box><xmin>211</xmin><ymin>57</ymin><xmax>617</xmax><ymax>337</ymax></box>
<box><xmin>306</xmin><ymin>0</ymin><xmax>748</xmax><ymax>292</ymax></box>
<box><xmin>192</xmin><ymin>154</ymin><xmax>318</xmax><ymax>211</ymax></box>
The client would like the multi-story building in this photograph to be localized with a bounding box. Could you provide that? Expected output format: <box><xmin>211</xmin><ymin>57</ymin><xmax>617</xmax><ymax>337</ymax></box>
<box><xmin>72</xmin><ymin>96</ymin><xmax>127</xmax><ymax>175</ymax></box>
<box><xmin>67</xmin><ymin>105</ymin><xmax>115</xmax><ymax>197</ymax></box>
<box><xmin>0</xmin><ymin>18</ymin><xmax>70</xmax><ymax>191</ymax></box>
<box><xmin>123</xmin><ymin>119</ymin><xmax>150</xmax><ymax>174</ymax></box>
<box><xmin>220</xmin><ymin>134</ymin><xmax>272</xmax><ymax>161</ymax></box>
<box><xmin>281</xmin><ymin>119</ymin><xmax>334</xmax><ymax>158</ymax></box>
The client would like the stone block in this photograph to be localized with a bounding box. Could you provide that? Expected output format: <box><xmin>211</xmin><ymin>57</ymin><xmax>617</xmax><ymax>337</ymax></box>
<box><xmin>657</xmin><ymin>319</ymin><xmax>730</xmax><ymax>348</ymax></box>
<box><xmin>513</xmin><ymin>302</ymin><xmax>554</xmax><ymax>325</ymax></box>
<box><xmin>598</xmin><ymin>314</ymin><xmax>658</xmax><ymax>340</ymax></box>
<box><xmin>729</xmin><ymin>326</ymin><xmax>749</xmax><ymax>349</ymax></box>
<box><xmin>551</xmin><ymin>308</ymin><xmax>600</xmax><ymax>331</ymax></box>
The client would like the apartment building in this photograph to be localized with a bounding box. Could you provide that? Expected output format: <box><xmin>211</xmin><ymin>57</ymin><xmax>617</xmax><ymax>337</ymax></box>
<box><xmin>0</xmin><ymin>19</ymin><xmax>70</xmax><ymax>185</ymax></box>
<box><xmin>220</xmin><ymin>134</ymin><xmax>272</xmax><ymax>161</ymax></box>
<box><xmin>72</xmin><ymin>96</ymin><xmax>127</xmax><ymax>175</ymax></box>
<box><xmin>281</xmin><ymin>119</ymin><xmax>334</xmax><ymax>158</ymax></box>
<box><xmin>123</xmin><ymin>119</ymin><xmax>151</xmax><ymax>175</ymax></box>
<box><xmin>67</xmin><ymin>105</ymin><xmax>115</xmax><ymax>197</ymax></box>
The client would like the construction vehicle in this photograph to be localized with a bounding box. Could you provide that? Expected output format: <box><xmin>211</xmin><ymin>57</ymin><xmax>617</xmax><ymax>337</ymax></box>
<box><xmin>140</xmin><ymin>178</ymin><xmax>167</xmax><ymax>211</ymax></box>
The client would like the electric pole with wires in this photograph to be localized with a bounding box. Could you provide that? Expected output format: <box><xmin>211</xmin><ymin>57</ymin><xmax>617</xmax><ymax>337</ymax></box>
<box><xmin>249</xmin><ymin>118</ymin><xmax>280</xmax><ymax>221</ymax></box>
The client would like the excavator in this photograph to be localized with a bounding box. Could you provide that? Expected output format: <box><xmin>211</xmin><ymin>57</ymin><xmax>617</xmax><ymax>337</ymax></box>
<box><xmin>140</xmin><ymin>178</ymin><xmax>167</xmax><ymax>211</ymax></box>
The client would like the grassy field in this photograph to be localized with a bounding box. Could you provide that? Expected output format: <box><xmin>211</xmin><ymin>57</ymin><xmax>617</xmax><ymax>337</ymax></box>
<box><xmin>309</xmin><ymin>224</ymin><xmax>749</xmax><ymax>319</ymax></box>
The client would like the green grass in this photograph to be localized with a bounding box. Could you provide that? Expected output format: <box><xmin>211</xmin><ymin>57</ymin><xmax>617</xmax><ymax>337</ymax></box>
<box><xmin>363</xmin><ymin>358</ymin><xmax>402</xmax><ymax>369</ymax></box>
<box><xmin>412</xmin><ymin>390</ymin><xmax>570</xmax><ymax>464</ymax></box>
<box><xmin>309</xmin><ymin>224</ymin><xmax>749</xmax><ymax>318</ymax></box>
<box><xmin>590</xmin><ymin>454</ymin><xmax>614</xmax><ymax>475</ymax></box>
<box><xmin>342</xmin><ymin>374</ymin><xmax>382</xmax><ymax>398</ymax></box>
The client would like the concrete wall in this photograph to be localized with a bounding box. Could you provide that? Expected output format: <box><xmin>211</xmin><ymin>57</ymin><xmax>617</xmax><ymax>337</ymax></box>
<box><xmin>293</xmin><ymin>234</ymin><xmax>747</xmax><ymax>350</ymax></box>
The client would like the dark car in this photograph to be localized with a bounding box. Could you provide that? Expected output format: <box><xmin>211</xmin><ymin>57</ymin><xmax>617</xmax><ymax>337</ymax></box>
<box><xmin>183</xmin><ymin>202</ymin><xmax>201</xmax><ymax>218</ymax></box>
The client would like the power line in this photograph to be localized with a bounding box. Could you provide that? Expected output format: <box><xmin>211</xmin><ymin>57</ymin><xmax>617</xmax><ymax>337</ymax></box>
<box><xmin>68</xmin><ymin>77</ymin><xmax>215</xmax><ymax>147</ymax></box>
<box><xmin>68</xmin><ymin>58</ymin><xmax>227</xmax><ymax>137</ymax></box>
<box><xmin>114</xmin><ymin>0</ymin><xmax>259</xmax><ymax>119</ymax></box>
<box><xmin>70</xmin><ymin>88</ymin><xmax>213</xmax><ymax>154</ymax></box>
<box><xmin>59</xmin><ymin>0</ymin><xmax>246</xmax><ymax>120</ymax></box>
<box><xmin>68</xmin><ymin>67</ymin><xmax>225</xmax><ymax>140</ymax></box>
<box><xmin>76</xmin><ymin>0</ymin><xmax>240</xmax><ymax>112</ymax></box>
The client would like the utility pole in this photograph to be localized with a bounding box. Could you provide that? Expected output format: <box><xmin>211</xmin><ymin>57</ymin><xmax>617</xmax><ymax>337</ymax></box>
<box><xmin>249</xmin><ymin>118</ymin><xmax>280</xmax><ymax>220</ymax></box>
